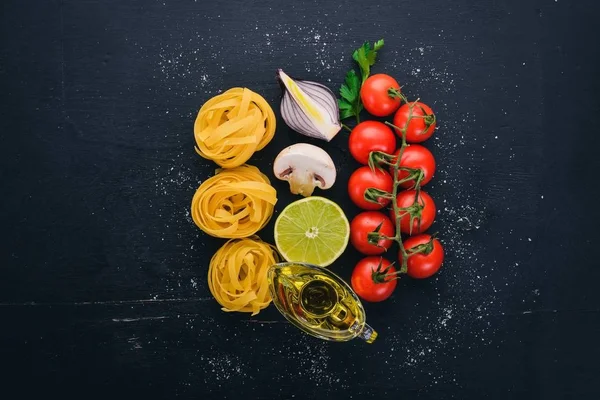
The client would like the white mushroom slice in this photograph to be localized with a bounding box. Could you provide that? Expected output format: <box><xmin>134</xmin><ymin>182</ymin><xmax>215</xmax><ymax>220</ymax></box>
<box><xmin>273</xmin><ymin>143</ymin><xmax>336</xmax><ymax>197</ymax></box>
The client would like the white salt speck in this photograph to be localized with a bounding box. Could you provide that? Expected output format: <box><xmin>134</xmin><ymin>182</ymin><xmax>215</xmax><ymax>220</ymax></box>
<box><xmin>199</xmin><ymin>354</ymin><xmax>247</xmax><ymax>382</ymax></box>
<box><xmin>439</xmin><ymin>307</ymin><xmax>453</xmax><ymax>327</ymax></box>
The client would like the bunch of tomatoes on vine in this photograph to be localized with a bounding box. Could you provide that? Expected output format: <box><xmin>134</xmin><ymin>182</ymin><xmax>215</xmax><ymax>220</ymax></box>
<box><xmin>344</xmin><ymin>73</ymin><xmax>444</xmax><ymax>303</ymax></box>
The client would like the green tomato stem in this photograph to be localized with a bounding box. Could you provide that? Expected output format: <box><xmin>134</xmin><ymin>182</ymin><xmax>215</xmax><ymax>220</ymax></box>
<box><xmin>388</xmin><ymin>100</ymin><xmax>422</xmax><ymax>274</ymax></box>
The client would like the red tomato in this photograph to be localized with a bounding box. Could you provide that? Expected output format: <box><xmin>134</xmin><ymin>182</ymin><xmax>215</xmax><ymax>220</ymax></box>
<box><xmin>350</xmin><ymin>211</ymin><xmax>395</xmax><ymax>255</ymax></box>
<box><xmin>399</xmin><ymin>234</ymin><xmax>444</xmax><ymax>279</ymax></box>
<box><xmin>360</xmin><ymin>74</ymin><xmax>402</xmax><ymax>117</ymax></box>
<box><xmin>348</xmin><ymin>166</ymin><xmax>393</xmax><ymax>210</ymax></box>
<box><xmin>389</xmin><ymin>145</ymin><xmax>436</xmax><ymax>188</ymax></box>
<box><xmin>348</xmin><ymin>121</ymin><xmax>396</xmax><ymax>165</ymax></box>
<box><xmin>392</xmin><ymin>102</ymin><xmax>436</xmax><ymax>143</ymax></box>
<box><xmin>390</xmin><ymin>190</ymin><xmax>436</xmax><ymax>234</ymax></box>
<box><xmin>351</xmin><ymin>256</ymin><xmax>397</xmax><ymax>302</ymax></box>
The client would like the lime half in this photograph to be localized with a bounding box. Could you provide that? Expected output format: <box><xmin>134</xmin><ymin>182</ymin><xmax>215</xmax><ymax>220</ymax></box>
<box><xmin>274</xmin><ymin>197</ymin><xmax>350</xmax><ymax>267</ymax></box>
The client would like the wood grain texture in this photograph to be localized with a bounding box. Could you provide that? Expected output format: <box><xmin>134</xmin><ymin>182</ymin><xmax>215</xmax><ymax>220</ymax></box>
<box><xmin>1</xmin><ymin>0</ymin><xmax>600</xmax><ymax>398</ymax></box>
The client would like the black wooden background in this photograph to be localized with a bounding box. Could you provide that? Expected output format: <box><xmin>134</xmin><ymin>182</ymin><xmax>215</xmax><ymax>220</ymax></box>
<box><xmin>2</xmin><ymin>0</ymin><xmax>600</xmax><ymax>399</ymax></box>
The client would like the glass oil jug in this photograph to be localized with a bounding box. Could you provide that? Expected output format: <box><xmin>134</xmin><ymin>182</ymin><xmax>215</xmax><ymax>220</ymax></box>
<box><xmin>267</xmin><ymin>262</ymin><xmax>377</xmax><ymax>343</ymax></box>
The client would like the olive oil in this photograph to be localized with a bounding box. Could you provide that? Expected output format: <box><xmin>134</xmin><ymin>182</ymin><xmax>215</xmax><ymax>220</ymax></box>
<box><xmin>267</xmin><ymin>262</ymin><xmax>377</xmax><ymax>343</ymax></box>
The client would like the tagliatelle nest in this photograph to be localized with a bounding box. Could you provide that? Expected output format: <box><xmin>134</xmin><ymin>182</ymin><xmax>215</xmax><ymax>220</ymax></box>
<box><xmin>190</xmin><ymin>165</ymin><xmax>277</xmax><ymax>238</ymax></box>
<box><xmin>208</xmin><ymin>237</ymin><xmax>280</xmax><ymax>315</ymax></box>
<box><xmin>194</xmin><ymin>87</ymin><xmax>276</xmax><ymax>168</ymax></box>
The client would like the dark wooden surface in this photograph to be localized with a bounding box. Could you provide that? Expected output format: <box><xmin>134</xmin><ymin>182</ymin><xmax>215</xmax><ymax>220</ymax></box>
<box><xmin>2</xmin><ymin>0</ymin><xmax>600</xmax><ymax>398</ymax></box>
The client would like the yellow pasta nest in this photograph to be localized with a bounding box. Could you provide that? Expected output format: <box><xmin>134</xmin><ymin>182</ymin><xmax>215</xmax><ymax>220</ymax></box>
<box><xmin>194</xmin><ymin>87</ymin><xmax>276</xmax><ymax>168</ymax></box>
<box><xmin>208</xmin><ymin>237</ymin><xmax>280</xmax><ymax>315</ymax></box>
<box><xmin>191</xmin><ymin>165</ymin><xmax>277</xmax><ymax>238</ymax></box>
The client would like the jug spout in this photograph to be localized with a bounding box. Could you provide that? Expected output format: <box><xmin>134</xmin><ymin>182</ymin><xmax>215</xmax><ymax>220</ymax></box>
<box><xmin>356</xmin><ymin>323</ymin><xmax>378</xmax><ymax>343</ymax></box>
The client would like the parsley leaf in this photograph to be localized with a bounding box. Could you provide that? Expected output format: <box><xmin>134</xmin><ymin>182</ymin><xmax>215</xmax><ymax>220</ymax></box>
<box><xmin>338</xmin><ymin>70</ymin><xmax>362</xmax><ymax>122</ymax></box>
<box><xmin>338</xmin><ymin>38</ymin><xmax>384</xmax><ymax>123</ymax></box>
<box><xmin>352</xmin><ymin>39</ymin><xmax>385</xmax><ymax>84</ymax></box>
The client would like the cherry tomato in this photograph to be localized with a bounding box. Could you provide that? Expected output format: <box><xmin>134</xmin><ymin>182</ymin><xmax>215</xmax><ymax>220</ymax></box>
<box><xmin>399</xmin><ymin>234</ymin><xmax>444</xmax><ymax>279</ymax></box>
<box><xmin>390</xmin><ymin>145</ymin><xmax>436</xmax><ymax>188</ymax></box>
<box><xmin>390</xmin><ymin>190</ymin><xmax>436</xmax><ymax>234</ymax></box>
<box><xmin>360</xmin><ymin>74</ymin><xmax>402</xmax><ymax>117</ymax></box>
<box><xmin>348</xmin><ymin>166</ymin><xmax>394</xmax><ymax>210</ymax></box>
<box><xmin>351</xmin><ymin>256</ymin><xmax>397</xmax><ymax>302</ymax></box>
<box><xmin>392</xmin><ymin>102</ymin><xmax>436</xmax><ymax>143</ymax></box>
<box><xmin>348</xmin><ymin>121</ymin><xmax>396</xmax><ymax>165</ymax></box>
<box><xmin>350</xmin><ymin>211</ymin><xmax>395</xmax><ymax>255</ymax></box>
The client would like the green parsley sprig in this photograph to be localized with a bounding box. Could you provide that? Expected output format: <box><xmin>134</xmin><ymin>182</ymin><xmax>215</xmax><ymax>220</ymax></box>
<box><xmin>338</xmin><ymin>39</ymin><xmax>385</xmax><ymax>124</ymax></box>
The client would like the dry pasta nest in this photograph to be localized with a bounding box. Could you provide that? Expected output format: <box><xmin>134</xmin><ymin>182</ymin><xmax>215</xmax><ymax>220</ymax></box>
<box><xmin>208</xmin><ymin>237</ymin><xmax>280</xmax><ymax>315</ymax></box>
<box><xmin>191</xmin><ymin>165</ymin><xmax>277</xmax><ymax>238</ymax></box>
<box><xmin>194</xmin><ymin>87</ymin><xmax>276</xmax><ymax>168</ymax></box>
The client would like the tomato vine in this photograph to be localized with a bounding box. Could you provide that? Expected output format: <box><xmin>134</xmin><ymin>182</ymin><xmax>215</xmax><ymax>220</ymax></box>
<box><xmin>366</xmin><ymin>94</ymin><xmax>437</xmax><ymax>277</ymax></box>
